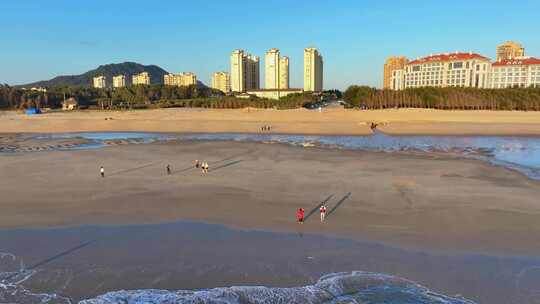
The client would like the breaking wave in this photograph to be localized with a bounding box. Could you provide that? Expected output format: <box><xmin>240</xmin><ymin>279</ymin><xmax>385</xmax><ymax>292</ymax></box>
<box><xmin>80</xmin><ymin>271</ymin><xmax>475</xmax><ymax>304</ymax></box>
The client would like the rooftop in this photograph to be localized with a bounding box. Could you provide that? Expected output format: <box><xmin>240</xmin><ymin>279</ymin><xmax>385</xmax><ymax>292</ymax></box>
<box><xmin>492</xmin><ymin>57</ymin><xmax>540</xmax><ymax>66</ymax></box>
<box><xmin>408</xmin><ymin>52</ymin><xmax>490</xmax><ymax>65</ymax></box>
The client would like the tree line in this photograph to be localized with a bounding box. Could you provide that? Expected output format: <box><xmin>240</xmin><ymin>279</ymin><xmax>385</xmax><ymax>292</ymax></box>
<box><xmin>0</xmin><ymin>84</ymin><xmax>322</xmax><ymax>110</ymax></box>
<box><xmin>343</xmin><ymin>86</ymin><xmax>540</xmax><ymax>111</ymax></box>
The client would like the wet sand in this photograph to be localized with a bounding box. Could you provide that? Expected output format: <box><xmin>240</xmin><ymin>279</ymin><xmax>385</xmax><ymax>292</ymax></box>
<box><xmin>2</xmin><ymin>108</ymin><xmax>540</xmax><ymax>135</ymax></box>
<box><xmin>2</xmin><ymin>222</ymin><xmax>540</xmax><ymax>304</ymax></box>
<box><xmin>1</xmin><ymin>140</ymin><xmax>540</xmax><ymax>256</ymax></box>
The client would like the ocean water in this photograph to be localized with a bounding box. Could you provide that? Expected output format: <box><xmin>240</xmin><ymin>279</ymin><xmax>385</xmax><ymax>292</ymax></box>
<box><xmin>2</xmin><ymin>221</ymin><xmax>539</xmax><ymax>304</ymax></box>
<box><xmin>41</xmin><ymin>131</ymin><xmax>540</xmax><ymax>180</ymax></box>
<box><xmin>1</xmin><ymin>255</ymin><xmax>475</xmax><ymax>304</ymax></box>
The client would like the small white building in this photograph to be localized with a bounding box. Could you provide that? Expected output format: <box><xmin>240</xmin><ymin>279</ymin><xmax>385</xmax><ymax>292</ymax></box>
<box><xmin>62</xmin><ymin>97</ymin><xmax>79</xmax><ymax>111</ymax></box>
<box><xmin>245</xmin><ymin>88</ymin><xmax>303</xmax><ymax>100</ymax></box>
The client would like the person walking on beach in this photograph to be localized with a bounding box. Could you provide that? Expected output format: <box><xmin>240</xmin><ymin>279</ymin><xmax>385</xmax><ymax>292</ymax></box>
<box><xmin>319</xmin><ymin>204</ymin><xmax>327</xmax><ymax>222</ymax></box>
<box><xmin>100</xmin><ymin>166</ymin><xmax>105</xmax><ymax>178</ymax></box>
<box><xmin>296</xmin><ymin>208</ymin><xmax>305</xmax><ymax>224</ymax></box>
<box><xmin>166</xmin><ymin>164</ymin><xmax>171</xmax><ymax>175</ymax></box>
<box><xmin>195</xmin><ymin>160</ymin><xmax>200</xmax><ymax>169</ymax></box>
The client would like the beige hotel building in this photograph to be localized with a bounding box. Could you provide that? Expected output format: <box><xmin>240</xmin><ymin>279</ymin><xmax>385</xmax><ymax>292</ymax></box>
<box><xmin>383</xmin><ymin>56</ymin><xmax>408</xmax><ymax>89</ymax></box>
<box><xmin>211</xmin><ymin>72</ymin><xmax>231</xmax><ymax>93</ymax></box>
<box><xmin>164</xmin><ymin>72</ymin><xmax>197</xmax><ymax>87</ymax></box>
<box><xmin>230</xmin><ymin>49</ymin><xmax>260</xmax><ymax>92</ymax></box>
<box><xmin>304</xmin><ymin>47</ymin><xmax>323</xmax><ymax>92</ymax></box>
<box><xmin>132</xmin><ymin>72</ymin><xmax>150</xmax><ymax>85</ymax></box>
<box><xmin>113</xmin><ymin>75</ymin><xmax>126</xmax><ymax>88</ymax></box>
<box><xmin>496</xmin><ymin>41</ymin><xmax>525</xmax><ymax>61</ymax></box>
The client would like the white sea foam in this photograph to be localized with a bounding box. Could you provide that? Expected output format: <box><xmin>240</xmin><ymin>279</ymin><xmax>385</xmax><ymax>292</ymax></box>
<box><xmin>80</xmin><ymin>271</ymin><xmax>476</xmax><ymax>304</ymax></box>
<box><xmin>0</xmin><ymin>252</ymin><xmax>72</xmax><ymax>304</ymax></box>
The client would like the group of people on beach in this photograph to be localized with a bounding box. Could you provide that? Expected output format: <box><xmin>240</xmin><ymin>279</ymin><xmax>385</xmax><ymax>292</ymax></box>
<box><xmin>296</xmin><ymin>204</ymin><xmax>327</xmax><ymax>224</ymax></box>
<box><xmin>195</xmin><ymin>160</ymin><xmax>209</xmax><ymax>174</ymax></box>
<box><xmin>261</xmin><ymin>125</ymin><xmax>272</xmax><ymax>132</ymax></box>
<box><xmin>99</xmin><ymin>160</ymin><xmax>211</xmax><ymax>178</ymax></box>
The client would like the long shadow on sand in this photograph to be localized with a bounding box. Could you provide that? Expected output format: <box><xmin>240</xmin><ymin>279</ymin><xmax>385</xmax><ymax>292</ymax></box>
<box><xmin>326</xmin><ymin>192</ymin><xmax>352</xmax><ymax>219</ymax></box>
<box><xmin>305</xmin><ymin>194</ymin><xmax>334</xmax><ymax>221</ymax></box>
<box><xmin>210</xmin><ymin>160</ymin><xmax>243</xmax><ymax>172</ymax></box>
<box><xmin>108</xmin><ymin>162</ymin><xmax>157</xmax><ymax>177</ymax></box>
<box><xmin>3</xmin><ymin>239</ymin><xmax>97</xmax><ymax>281</ymax></box>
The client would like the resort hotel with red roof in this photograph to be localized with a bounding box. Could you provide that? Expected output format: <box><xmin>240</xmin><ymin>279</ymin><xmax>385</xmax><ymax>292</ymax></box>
<box><xmin>386</xmin><ymin>41</ymin><xmax>540</xmax><ymax>90</ymax></box>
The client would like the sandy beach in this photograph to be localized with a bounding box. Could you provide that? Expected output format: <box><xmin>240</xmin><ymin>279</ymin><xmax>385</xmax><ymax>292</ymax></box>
<box><xmin>2</xmin><ymin>139</ymin><xmax>540</xmax><ymax>256</ymax></box>
<box><xmin>2</xmin><ymin>107</ymin><xmax>540</xmax><ymax>135</ymax></box>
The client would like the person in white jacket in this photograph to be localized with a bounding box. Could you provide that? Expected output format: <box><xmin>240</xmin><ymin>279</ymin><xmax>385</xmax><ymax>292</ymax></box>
<box><xmin>320</xmin><ymin>204</ymin><xmax>327</xmax><ymax>222</ymax></box>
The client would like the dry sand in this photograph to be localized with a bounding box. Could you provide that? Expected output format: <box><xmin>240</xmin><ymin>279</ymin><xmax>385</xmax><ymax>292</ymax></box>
<box><xmin>2</xmin><ymin>140</ymin><xmax>540</xmax><ymax>256</ymax></box>
<box><xmin>2</xmin><ymin>107</ymin><xmax>540</xmax><ymax>135</ymax></box>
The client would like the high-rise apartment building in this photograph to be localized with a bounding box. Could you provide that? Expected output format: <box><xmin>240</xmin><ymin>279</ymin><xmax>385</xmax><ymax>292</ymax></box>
<box><xmin>230</xmin><ymin>49</ymin><xmax>260</xmax><ymax>92</ymax></box>
<box><xmin>496</xmin><ymin>41</ymin><xmax>525</xmax><ymax>61</ymax></box>
<box><xmin>132</xmin><ymin>72</ymin><xmax>150</xmax><ymax>85</ymax></box>
<box><xmin>279</xmin><ymin>56</ymin><xmax>289</xmax><ymax>89</ymax></box>
<box><xmin>113</xmin><ymin>75</ymin><xmax>126</xmax><ymax>88</ymax></box>
<box><xmin>383</xmin><ymin>56</ymin><xmax>408</xmax><ymax>89</ymax></box>
<box><xmin>263</xmin><ymin>48</ymin><xmax>290</xmax><ymax>89</ymax></box>
<box><xmin>93</xmin><ymin>76</ymin><xmax>106</xmax><ymax>88</ymax></box>
<box><xmin>265</xmin><ymin>49</ymin><xmax>280</xmax><ymax>89</ymax></box>
<box><xmin>303</xmin><ymin>47</ymin><xmax>323</xmax><ymax>92</ymax></box>
<box><xmin>389</xmin><ymin>52</ymin><xmax>491</xmax><ymax>90</ymax></box>
<box><xmin>246</xmin><ymin>54</ymin><xmax>260</xmax><ymax>90</ymax></box>
<box><xmin>164</xmin><ymin>72</ymin><xmax>197</xmax><ymax>87</ymax></box>
<box><xmin>211</xmin><ymin>72</ymin><xmax>231</xmax><ymax>93</ymax></box>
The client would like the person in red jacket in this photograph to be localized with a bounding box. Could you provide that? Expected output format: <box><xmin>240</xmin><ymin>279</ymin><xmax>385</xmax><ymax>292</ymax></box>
<box><xmin>320</xmin><ymin>204</ymin><xmax>327</xmax><ymax>222</ymax></box>
<box><xmin>296</xmin><ymin>208</ymin><xmax>305</xmax><ymax>224</ymax></box>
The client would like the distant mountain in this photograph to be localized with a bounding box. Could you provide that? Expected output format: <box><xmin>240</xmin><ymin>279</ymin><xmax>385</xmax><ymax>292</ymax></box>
<box><xmin>19</xmin><ymin>62</ymin><xmax>170</xmax><ymax>88</ymax></box>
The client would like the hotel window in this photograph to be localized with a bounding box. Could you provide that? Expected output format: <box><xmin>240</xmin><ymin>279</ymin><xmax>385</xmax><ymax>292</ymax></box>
<box><xmin>453</xmin><ymin>62</ymin><xmax>463</xmax><ymax>69</ymax></box>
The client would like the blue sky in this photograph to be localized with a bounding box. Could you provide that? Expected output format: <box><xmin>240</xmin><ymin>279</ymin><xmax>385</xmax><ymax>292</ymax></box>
<box><xmin>1</xmin><ymin>0</ymin><xmax>539</xmax><ymax>90</ymax></box>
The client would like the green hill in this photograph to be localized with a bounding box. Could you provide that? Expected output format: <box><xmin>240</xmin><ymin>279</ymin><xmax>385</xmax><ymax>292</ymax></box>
<box><xmin>19</xmin><ymin>62</ymin><xmax>170</xmax><ymax>88</ymax></box>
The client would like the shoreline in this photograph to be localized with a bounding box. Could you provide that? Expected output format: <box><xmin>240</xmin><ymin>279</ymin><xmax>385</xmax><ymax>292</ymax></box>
<box><xmin>2</xmin><ymin>108</ymin><xmax>540</xmax><ymax>136</ymax></box>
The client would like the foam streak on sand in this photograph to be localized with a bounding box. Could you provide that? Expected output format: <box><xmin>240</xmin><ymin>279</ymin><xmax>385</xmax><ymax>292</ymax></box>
<box><xmin>79</xmin><ymin>271</ymin><xmax>475</xmax><ymax>304</ymax></box>
<box><xmin>0</xmin><ymin>252</ymin><xmax>72</xmax><ymax>304</ymax></box>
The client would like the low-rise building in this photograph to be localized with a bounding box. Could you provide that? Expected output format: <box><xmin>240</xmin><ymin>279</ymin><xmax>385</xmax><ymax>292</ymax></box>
<box><xmin>93</xmin><ymin>76</ymin><xmax>106</xmax><ymax>88</ymax></box>
<box><xmin>113</xmin><ymin>75</ymin><xmax>126</xmax><ymax>88</ymax></box>
<box><xmin>62</xmin><ymin>97</ymin><xmax>79</xmax><ymax>111</ymax></box>
<box><xmin>245</xmin><ymin>88</ymin><xmax>303</xmax><ymax>100</ymax></box>
<box><xmin>132</xmin><ymin>72</ymin><xmax>150</xmax><ymax>85</ymax></box>
<box><xmin>491</xmin><ymin>57</ymin><xmax>540</xmax><ymax>88</ymax></box>
<box><xmin>164</xmin><ymin>72</ymin><xmax>197</xmax><ymax>87</ymax></box>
